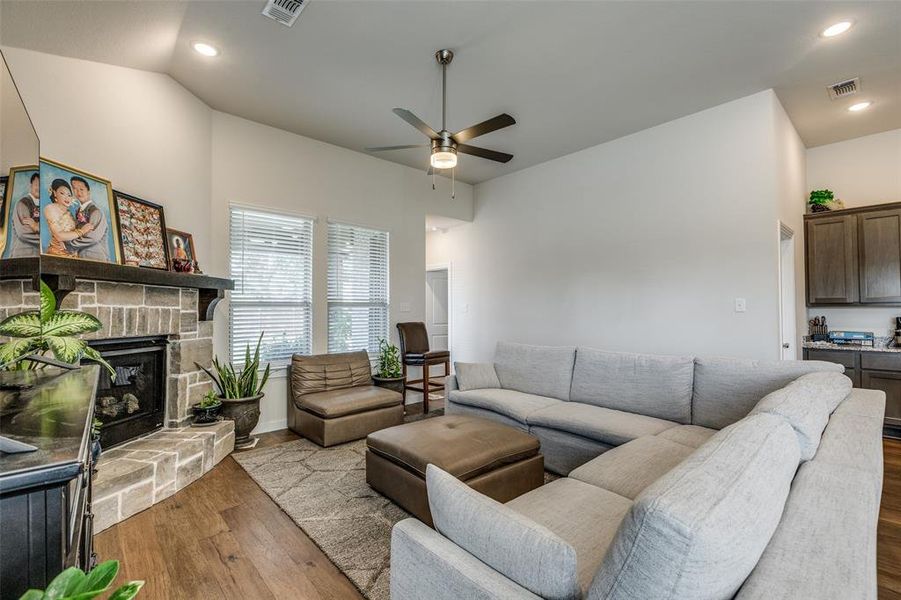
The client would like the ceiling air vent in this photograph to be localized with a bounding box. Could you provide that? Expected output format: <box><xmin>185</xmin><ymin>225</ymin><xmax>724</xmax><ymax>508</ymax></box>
<box><xmin>827</xmin><ymin>77</ymin><xmax>860</xmax><ymax>100</ymax></box>
<box><xmin>262</xmin><ymin>0</ymin><xmax>307</xmax><ymax>27</ymax></box>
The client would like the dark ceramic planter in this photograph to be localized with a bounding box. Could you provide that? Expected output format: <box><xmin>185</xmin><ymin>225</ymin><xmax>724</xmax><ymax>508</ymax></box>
<box><xmin>191</xmin><ymin>401</ymin><xmax>223</xmax><ymax>425</ymax></box>
<box><xmin>373</xmin><ymin>375</ymin><xmax>405</xmax><ymax>398</ymax></box>
<box><xmin>219</xmin><ymin>393</ymin><xmax>263</xmax><ymax>449</ymax></box>
<box><xmin>809</xmin><ymin>204</ymin><xmax>831</xmax><ymax>213</ymax></box>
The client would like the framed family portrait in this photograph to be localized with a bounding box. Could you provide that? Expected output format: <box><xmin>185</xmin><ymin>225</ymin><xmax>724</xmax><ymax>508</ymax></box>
<box><xmin>0</xmin><ymin>165</ymin><xmax>40</xmax><ymax>259</ymax></box>
<box><xmin>39</xmin><ymin>158</ymin><xmax>122</xmax><ymax>264</ymax></box>
<box><xmin>166</xmin><ymin>229</ymin><xmax>197</xmax><ymax>272</ymax></box>
<box><xmin>115</xmin><ymin>191</ymin><xmax>169</xmax><ymax>270</ymax></box>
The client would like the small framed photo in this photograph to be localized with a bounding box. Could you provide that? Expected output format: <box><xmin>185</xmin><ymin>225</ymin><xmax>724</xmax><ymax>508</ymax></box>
<box><xmin>1</xmin><ymin>165</ymin><xmax>40</xmax><ymax>259</ymax></box>
<box><xmin>39</xmin><ymin>158</ymin><xmax>122</xmax><ymax>264</ymax></box>
<box><xmin>114</xmin><ymin>191</ymin><xmax>169</xmax><ymax>270</ymax></box>
<box><xmin>166</xmin><ymin>228</ymin><xmax>197</xmax><ymax>272</ymax></box>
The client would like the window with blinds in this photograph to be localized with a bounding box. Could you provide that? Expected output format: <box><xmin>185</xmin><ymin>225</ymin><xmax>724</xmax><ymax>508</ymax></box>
<box><xmin>327</xmin><ymin>222</ymin><xmax>389</xmax><ymax>356</ymax></box>
<box><xmin>229</xmin><ymin>206</ymin><xmax>313</xmax><ymax>368</ymax></box>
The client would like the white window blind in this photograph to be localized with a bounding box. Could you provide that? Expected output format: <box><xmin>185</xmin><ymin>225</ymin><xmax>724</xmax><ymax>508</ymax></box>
<box><xmin>327</xmin><ymin>221</ymin><xmax>389</xmax><ymax>355</ymax></box>
<box><xmin>229</xmin><ymin>206</ymin><xmax>313</xmax><ymax>368</ymax></box>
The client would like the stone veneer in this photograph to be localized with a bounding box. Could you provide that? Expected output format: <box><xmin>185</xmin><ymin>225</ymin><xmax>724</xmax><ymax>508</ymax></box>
<box><xmin>0</xmin><ymin>279</ymin><xmax>39</xmax><ymax>326</ymax></box>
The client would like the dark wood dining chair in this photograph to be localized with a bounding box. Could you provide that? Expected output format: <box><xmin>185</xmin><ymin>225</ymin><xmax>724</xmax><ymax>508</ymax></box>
<box><xmin>396</xmin><ymin>322</ymin><xmax>450</xmax><ymax>413</ymax></box>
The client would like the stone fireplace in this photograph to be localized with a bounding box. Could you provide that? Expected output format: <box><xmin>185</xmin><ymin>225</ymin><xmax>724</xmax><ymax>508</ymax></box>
<box><xmin>57</xmin><ymin>280</ymin><xmax>235</xmax><ymax>532</ymax></box>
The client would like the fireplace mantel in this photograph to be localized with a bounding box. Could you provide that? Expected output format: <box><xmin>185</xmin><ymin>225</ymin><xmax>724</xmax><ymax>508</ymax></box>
<box><xmin>0</xmin><ymin>256</ymin><xmax>233</xmax><ymax>321</ymax></box>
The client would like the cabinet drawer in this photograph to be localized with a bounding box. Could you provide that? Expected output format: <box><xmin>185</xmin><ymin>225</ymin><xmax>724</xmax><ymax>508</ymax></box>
<box><xmin>805</xmin><ymin>349</ymin><xmax>856</xmax><ymax>368</ymax></box>
<box><xmin>860</xmin><ymin>352</ymin><xmax>901</xmax><ymax>371</ymax></box>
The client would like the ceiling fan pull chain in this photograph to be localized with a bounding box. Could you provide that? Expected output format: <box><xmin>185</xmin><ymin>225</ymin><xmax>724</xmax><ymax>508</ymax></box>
<box><xmin>452</xmin><ymin>167</ymin><xmax>455</xmax><ymax>200</ymax></box>
<box><xmin>432</xmin><ymin>170</ymin><xmax>436</xmax><ymax>191</ymax></box>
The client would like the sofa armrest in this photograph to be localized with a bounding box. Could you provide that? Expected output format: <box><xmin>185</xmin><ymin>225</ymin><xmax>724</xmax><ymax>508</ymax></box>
<box><xmin>391</xmin><ymin>519</ymin><xmax>541</xmax><ymax>600</ymax></box>
<box><xmin>445</xmin><ymin>374</ymin><xmax>459</xmax><ymax>393</ymax></box>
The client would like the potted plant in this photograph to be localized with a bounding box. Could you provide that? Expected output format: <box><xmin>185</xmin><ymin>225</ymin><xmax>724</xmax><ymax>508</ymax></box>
<box><xmin>372</xmin><ymin>338</ymin><xmax>405</xmax><ymax>397</ymax></box>
<box><xmin>18</xmin><ymin>559</ymin><xmax>143</xmax><ymax>600</ymax></box>
<box><xmin>0</xmin><ymin>280</ymin><xmax>115</xmax><ymax>378</ymax></box>
<box><xmin>191</xmin><ymin>389</ymin><xmax>223</xmax><ymax>426</ymax></box>
<box><xmin>809</xmin><ymin>189</ymin><xmax>834</xmax><ymax>213</ymax></box>
<box><xmin>196</xmin><ymin>333</ymin><xmax>270</xmax><ymax>449</ymax></box>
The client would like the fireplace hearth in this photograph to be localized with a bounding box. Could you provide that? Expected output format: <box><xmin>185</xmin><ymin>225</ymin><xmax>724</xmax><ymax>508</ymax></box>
<box><xmin>89</xmin><ymin>337</ymin><xmax>167</xmax><ymax>447</ymax></box>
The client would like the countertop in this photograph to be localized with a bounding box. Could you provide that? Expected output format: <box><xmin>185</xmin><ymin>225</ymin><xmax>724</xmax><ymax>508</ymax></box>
<box><xmin>802</xmin><ymin>336</ymin><xmax>901</xmax><ymax>353</ymax></box>
<box><xmin>0</xmin><ymin>366</ymin><xmax>98</xmax><ymax>492</ymax></box>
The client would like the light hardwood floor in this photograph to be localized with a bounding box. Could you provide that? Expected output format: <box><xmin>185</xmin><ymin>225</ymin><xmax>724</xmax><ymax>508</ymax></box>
<box><xmin>96</xmin><ymin>422</ymin><xmax>901</xmax><ymax>599</ymax></box>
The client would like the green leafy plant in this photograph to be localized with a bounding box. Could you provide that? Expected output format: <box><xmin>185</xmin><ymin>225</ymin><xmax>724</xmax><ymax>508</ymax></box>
<box><xmin>0</xmin><ymin>281</ymin><xmax>114</xmax><ymax>377</ymax></box>
<box><xmin>19</xmin><ymin>560</ymin><xmax>143</xmax><ymax>600</ymax></box>
<box><xmin>91</xmin><ymin>418</ymin><xmax>103</xmax><ymax>440</ymax></box>
<box><xmin>196</xmin><ymin>332</ymin><xmax>270</xmax><ymax>398</ymax></box>
<box><xmin>198</xmin><ymin>389</ymin><xmax>222</xmax><ymax>409</ymax></box>
<box><xmin>376</xmin><ymin>338</ymin><xmax>402</xmax><ymax>378</ymax></box>
<box><xmin>809</xmin><ymin>189</ymin><xmax>834</xmax><ymax>206</ymax></box>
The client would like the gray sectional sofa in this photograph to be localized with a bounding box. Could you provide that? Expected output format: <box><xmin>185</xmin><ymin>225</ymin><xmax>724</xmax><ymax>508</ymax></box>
<box><xmin>390</xmin><ymin>342</ymin><xmax>886</xmax><ymax>600</ymax></box>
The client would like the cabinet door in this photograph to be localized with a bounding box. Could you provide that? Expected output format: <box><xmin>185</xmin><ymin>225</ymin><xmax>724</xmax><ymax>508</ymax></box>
<box><xmin>804</xmin><ymin>349</ymin><xmax>860</xmax><ymax>387</ymax></box>
<box><xmin>860</xmin><ymin>370</ymin><xmax>901</xmax><ymax>428</ymax></box>
<box><xmin>806</xmin><ymin>215</ymin><xmax>858</xmax><ymax>304</ymax></box>
<box><xmin>859</xmin><ymin>208</ymin><xmax>901</xmax><ymax>303</ymax></box>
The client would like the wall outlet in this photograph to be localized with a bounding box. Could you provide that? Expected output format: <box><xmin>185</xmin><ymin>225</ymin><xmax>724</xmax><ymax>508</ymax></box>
<box><xmin>399</xmin><ymin>302</ymin><xmax>411</xmax><ymax>313</ymax></box>
<box><xmin>734</xmin><ymin>298</ymin><xmax>747</xmax><ymax>313</ymax></box>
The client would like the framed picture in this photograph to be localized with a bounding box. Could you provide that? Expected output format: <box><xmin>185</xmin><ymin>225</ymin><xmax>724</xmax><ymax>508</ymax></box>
<box><xmin>39</xmin><ymin>158</ymin><xmax>122</xmax><ymax>264</ymax></box>
<box><xmin>0</xmin><ymin>165</ymin><xmax>40</xmax><ymax>259</ymax></box>
<box><xmin>114</xmin><ymin>191</ymin><xmax>169</xmax><ymax>270</ymax></box>
<box><xmin>166</xmin><ymin>228</ymin><xmax>197</xmax><ymax>271</ymax></box>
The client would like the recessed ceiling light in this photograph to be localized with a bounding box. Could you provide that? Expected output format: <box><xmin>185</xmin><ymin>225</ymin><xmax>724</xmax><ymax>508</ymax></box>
<box><xmin>192</xmin><ymin>42</ymin><xmax>219</xmax><ymax>57</ymax></box>
<box><xmin>848</xmin><ymin>101</ymin><xmax>872</xmax><ymax>112</ymax></box>
<box><xmin>821</xmin><ymin>21</ymin><xmax>853</xmax><ymax>38</ymax></box>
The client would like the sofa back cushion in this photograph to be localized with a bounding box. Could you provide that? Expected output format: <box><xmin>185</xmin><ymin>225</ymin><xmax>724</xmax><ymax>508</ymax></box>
<box><xmin>570</xmin><ymin>348</ymin><xmax>694</xmax><ymax>423</ymax></box>
<box><xmin>691</xmin><ymin>357</ymin><xmax>843</xmax><ymax>429</ymax></box>
<box><xmin>588</xmin><ymin>413</ymin><xmax>800</xmax><ymax>600</ymax></box>
<box><xmin>290</xmin><ymin>350</ymin><xmax>372</xmax><ymax>396</ymax></box>
<box><xmin>494</xmin><ymin>342</ymin><xmax>577</xmax><ymax>401</ymax></box>
<box><xmin>749</xmin><ymin>371</ymin><xmax>852</xmax><ymax>461</ymax></box>
<box><xmin>426</xmin><ymin>464</ymin><xmax>582</xmax><ymax>599</ymax></box>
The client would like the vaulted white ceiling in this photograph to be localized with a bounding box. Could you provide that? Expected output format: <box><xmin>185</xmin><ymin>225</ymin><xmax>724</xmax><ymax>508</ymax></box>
<box><xmin>2</xmin><ymin>0</ymin><xmax>899</xmax><ymax>184</ymax></box>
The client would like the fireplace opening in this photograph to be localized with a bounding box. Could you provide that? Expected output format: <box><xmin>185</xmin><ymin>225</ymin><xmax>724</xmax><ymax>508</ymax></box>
<box><xmin>88</xmin><ymin>336</ymin><xmax>168</xmax><ymax>448</ymax></box>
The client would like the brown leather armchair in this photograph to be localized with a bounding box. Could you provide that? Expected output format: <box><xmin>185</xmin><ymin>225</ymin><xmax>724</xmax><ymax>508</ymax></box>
<box><xmin>396</xmin><ymin>322</ymin><xmax>450</xmax><ymax>413</ymax></box>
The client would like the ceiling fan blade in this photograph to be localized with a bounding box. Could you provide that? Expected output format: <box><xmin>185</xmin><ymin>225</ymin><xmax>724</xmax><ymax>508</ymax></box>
<box><xmin>452</xmin><ymin>113</ymin><xmax>515</xmax><ymax>143</ymax></box>
<box><xmin>393</xmin><ymin>108</ymin><xmax>438</xmax><ymax>139</ymax></box>
<box><xmin>365</xmin><ymin>144</ymin><xmax>428</xmax><ymax>152</ymax></box>
<box><xmin>457</xmin><ymin>144</ymin><xmax>513</xmax><ymax>163</ymax></box>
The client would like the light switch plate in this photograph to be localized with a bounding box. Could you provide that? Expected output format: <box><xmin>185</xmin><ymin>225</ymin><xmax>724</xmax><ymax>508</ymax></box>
<box><xmin>399</xmin><ymin>302</ymin><xmax>411</xmax><ymax>313</ymax></box>
<box><xmin>734</xmin><ymin>298</ymin><xmax>747</xmax><ymax>313</ymax></box>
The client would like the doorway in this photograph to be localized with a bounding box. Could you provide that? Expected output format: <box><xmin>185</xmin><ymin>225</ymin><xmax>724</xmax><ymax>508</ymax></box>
<box><xmin>778</xmin><ymin>222</ymin><xmax>797</xmax><ymax>360</ymax></box>
<box><xmin>426</xmin><ymin>267</ymin><xmax>449</xmax><ymax>352</ymax></box>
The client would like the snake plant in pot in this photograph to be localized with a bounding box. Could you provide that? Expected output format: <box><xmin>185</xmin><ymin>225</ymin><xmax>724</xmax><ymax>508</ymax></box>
<box><xmin>0</xmin><ymin>281</ymin><xmax>114</xmax><ymax>377</ymax></box>
<box><xmin>196</xmin><ymin>332</ymin><xmax>270</xmax><ymax>448</ymax></box>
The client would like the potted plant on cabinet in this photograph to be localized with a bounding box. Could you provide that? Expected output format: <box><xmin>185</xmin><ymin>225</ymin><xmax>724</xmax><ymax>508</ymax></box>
<box><xmin>196</xmin><ymin>333</ymin><xmax>270</xmax><ymax>449</ymax></box>
<box><xmin>809</xmin><ymin>189</ymin><xmax>834</xmax><ymax>213</ymax></box>
<box><xmin>191</xmin><ymin>389</ymin><xmax>223</xmax><ymax>426</ymax></box>
<box><xmin>372</xmin><ymin>338</ymin><xmax>405</xmax><ymax>398</ymax></box>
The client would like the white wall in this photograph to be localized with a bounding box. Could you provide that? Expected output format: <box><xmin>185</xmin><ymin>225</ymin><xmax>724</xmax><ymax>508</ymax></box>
<box><xmin>1</xmin><ymin>47</ymin><xmax>475</xmax><ymax>434</ymax></box>
<box><xmin>1</xmin><ymin>52</ymin><xmax>39</xmax><ymax>173</ymax></box>
<box><xmin>443</xmin><ymin>90</ymin><xmax>800</xmax><ymax>362</ymax></box>
<box><xmin>210</xmin><ymin>111</ymin><xmax>473</xmax><ymax>432</ymax></box>
<box><xmin>805</xmin><ymin>128</ymin><xmax>901</xmax><ymax>336</ymax></box>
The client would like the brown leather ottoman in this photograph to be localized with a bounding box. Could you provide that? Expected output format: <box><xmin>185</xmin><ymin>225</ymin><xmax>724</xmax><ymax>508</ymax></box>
<box><xmin>366</xmin><ymin>415</ymin><xmax>544</xmax><ymax>526</ymax></box>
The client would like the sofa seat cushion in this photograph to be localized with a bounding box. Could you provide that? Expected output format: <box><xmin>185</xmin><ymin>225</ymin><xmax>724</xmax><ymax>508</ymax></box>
<box><xmin>735</xmin><ymin>461</ymin><xmax>882</xmax><ymax>600</ymax></box>
<box><xmin>527</xmin><ymin>403</ymin><xmax>677</xmax><ymax>446</ymax></box>
<box><xmin>426</xmin><ymin>465</ymin><xmax>582</xmax><ymax>599</ymax></box>
<box><xmin>656</xmin><ymin>424</ymin><xmax>717</xmax><ymax>448</ymax></box>
<box><xmin>570</xmin><ymin>348</ymin><xmax>694</xmax><ymax>423</ymax></box>
<box><xmin>749</xmin><ymin>372</ymin><xmax>852</xmax><ymax>460</ymax></box>
<box><xmin>507</xmin><ymin>478</ymin><xmax>632</xmax><ymax>597</ymax></box>
<box><xmin>367</xmin><ymin>415</ymin><xmax>540</xmax><ymax>480</ymax></box>
<box><xmin>568</xmin><ymin>436</ymin><xmax>695</xmax><ymax>499</ymax></box>
<box><xmin>494</xmin><ymin>341</ymin><xmax>577</xmax><ymax>401</ymax></box>
<box><xmin>588</xmin><ymin>413</ymin><xmax>801</xmax><ymax>600</ymax></box>
<box><xmin>298</xmin><ymin>385</ymin><xmax>402</xmax><ymax>418</ymax></box>
<box><xmin>448</xmin><ymin>388</ymin><xmax>562</xmax><ymax>424</ymax></box>
<box><xmin>691</xmin><ymin>356</ymin><xmax>843</xmax><ymax>429</ymax></box>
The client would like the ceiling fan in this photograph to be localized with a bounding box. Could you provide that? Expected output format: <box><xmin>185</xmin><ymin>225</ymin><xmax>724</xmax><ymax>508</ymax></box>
<box><xmin>366</xmin><ymin>49</ymin><xmax>516</xmax><ymax>174</ymax></box>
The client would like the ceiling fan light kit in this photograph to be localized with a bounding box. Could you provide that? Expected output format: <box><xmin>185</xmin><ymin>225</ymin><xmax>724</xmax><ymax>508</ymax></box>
<box><xmin>367</xmin><ymin>48</ymin><xmax>516</xmax><ymax>197</ymax></box>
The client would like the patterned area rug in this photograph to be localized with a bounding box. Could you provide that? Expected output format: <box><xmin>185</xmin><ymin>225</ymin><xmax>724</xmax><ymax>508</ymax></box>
<box><xmin>234</xmin><ymin>437</ymin><xmax>405</xmax><ymax>599</ymax></box>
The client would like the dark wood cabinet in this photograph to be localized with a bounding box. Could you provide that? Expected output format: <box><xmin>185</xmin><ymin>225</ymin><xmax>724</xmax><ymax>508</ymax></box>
<box><xmin>860</xmin><ymin>370</ymin><xmax>901</xmax><ymax>430</ymax></box>
<box><xmin>806</xmin><ymin>214</ymin><xmax>858</xmax><ymax>304</ymax></box>
<box><xmin>806</xmin><ymin>202</ymin><xmax>901</xmax><ymax>306</ymax></box>
<box><xmin>859</xmin><ymin>208</ymin><xmax>901</xmax><ymax>303</ymax></box>
<box><xmin>804</xmin><ymin>348</ymin><xmax>861</xmax><ymax>387</ymax></box>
